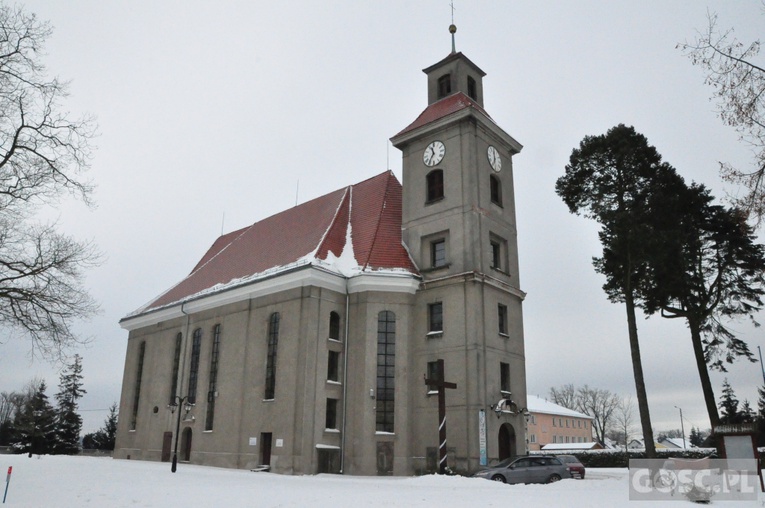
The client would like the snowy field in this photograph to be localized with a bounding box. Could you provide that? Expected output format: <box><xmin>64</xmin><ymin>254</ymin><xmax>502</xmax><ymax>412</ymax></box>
<box><xmin>0</xmin><ymin>454</ymin><xmax>762</xmax><ymax>507</ymax></box>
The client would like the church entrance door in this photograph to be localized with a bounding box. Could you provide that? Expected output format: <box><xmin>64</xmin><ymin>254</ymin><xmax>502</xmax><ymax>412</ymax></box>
<box><xmin>181</xmin><ymin>428</ymin><xmax>192</xmax><ymax>462</ymax></box>
<box><xmin>260</xmin><ymin>432</ymin><xmax>272</xmax><ymax>468</ymax></box>
<box><xmin>498</xmin><ymin>423</ymin><xmax>516</xmax><ymax>460</ymax></box>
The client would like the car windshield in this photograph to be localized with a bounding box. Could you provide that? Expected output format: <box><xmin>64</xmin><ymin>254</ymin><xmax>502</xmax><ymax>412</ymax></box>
<box><xmin>494</xmin><ymin>457</ymin><xmax>515</xmax><ymax>468</ymax></box>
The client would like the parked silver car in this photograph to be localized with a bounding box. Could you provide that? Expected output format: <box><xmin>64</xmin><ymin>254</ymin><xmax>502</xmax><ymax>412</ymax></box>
<box><xmin>472</xmin><ymin>455</ymin><xmax>571</xmax><ymax>484</ymax></box>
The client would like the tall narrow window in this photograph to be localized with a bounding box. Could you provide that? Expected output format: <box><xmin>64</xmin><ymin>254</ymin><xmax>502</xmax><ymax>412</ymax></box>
<box><xmin>498</xmin><ymin>304</ymin><xmax>508</xmax><ymax>335</ymax></box>
<box><xmin>205</xmin><ymin>324</ymin><xmax>221</xmax><ymax>431</ymax></box>
<box><xmin>431</xmin><ymin>239</ymin><xmax>446</xmax><ymax>268</ymax></box>
<box><xmin>325</xmin><ymin>398</ymin><xmax>338</xmax><ymax>430</ymax></box>
<box><xmin>500</xmin><ymin>362</ymin><xmax>510</xmax><ymax>394</ymax></box>
<box><xmin>491</xmin><ymin>240</ymin><xmax>501</xmax><ymax>270</ymax></box>
<box><xmin>265</xmin><ymin>312</ymin><xmax>280</xmax><ymax>399</ymax></box>
<box><xmin>329</xmin><ymin>311</ymin><xmax>340</xmax><ymax>340</ymax></box>
<box><xmin>170</xmin><ymin>332</ymin><xmax>182</xmax><ymax>404</ymax></box>
<box><xmin>426</xmin><ymin>169</ymin><xmax>444</xmax><ymax>202</ymax></box>
<box><xmin>437</xmin><ymin>73</ymin><xmax>451</xmax><ymax>98</ymax></box>
<box><xmin>187</xmin><ymin>328</ymin><xmax>202</xmax><ymax>404</ymax></box>
<box><xmin>490</xmin><ymin>174</ymin><xmax>502</xmax><ymax>206</ymax></box>
<box><xmin>467</xmin><ymin>76</ymin><xmax>477</xmax><ymax>100</ymax></box>
<box><xmin>376</xmin><ymin>311</ymin><xmax>396</xmax><ymax>433</ymax></box>
<box><xmin>327</xmin><ymin>350</ymin><xmax>340</xmax><ymax>382</ymax></box>
<box><xmin>428</xmin><ymin>302</ymin><xmax>443</xmax><ymax>333</ymax></box>
<box><xmin>130</xmin><ymin>341</ymin><xmax>146</xmax><ymax>430</ymax></box>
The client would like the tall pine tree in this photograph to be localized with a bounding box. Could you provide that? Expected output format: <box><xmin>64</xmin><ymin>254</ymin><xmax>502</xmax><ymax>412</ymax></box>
<box><xmin>54</xmin><ymin>354</ymin><xmax>86</xmax><ymax>454</ymax></box>
<box><xmin>12</xmin><ymin>381</ymin><xmax>57</xmax><ymax>456</ymax></box>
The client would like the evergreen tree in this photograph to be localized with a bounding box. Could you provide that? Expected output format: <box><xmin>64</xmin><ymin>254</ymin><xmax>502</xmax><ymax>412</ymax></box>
<box><xmin>689</xmin><ymin>426</ymin><xmax>704</xmax><ymax>447</ymax></box>
<box><xmin>555</xmin><ymin>124</ymin><xmax>689</xmax><ymax>457</ymax></box>
<box><xmin>12</xmin><ymin>381</ymin><xmax>57</xmax><ymax>456</ymax></box>
<box><xmin>740</xmin><ymin>400</ymin><xmax>755</xmax><ymax>423</ymax></box>
<box><xmin>53</xmin><ymin>355</ymin><xmax>86</xmax><ymax>454</ymax></box>
<box><xmin>718</xmin><ymin>379</ymin><xmax>741</xmax><ymax>424</ymax></box>
<box><xmin>82</xmin><ymin>403</ymin><xmax>117</xmax><ymax>451</ymax></box>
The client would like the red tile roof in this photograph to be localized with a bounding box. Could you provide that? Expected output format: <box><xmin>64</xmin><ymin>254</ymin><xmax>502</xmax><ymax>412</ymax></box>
<box><xmin>394</xmin><ymin>91</ymin><xmax>494</xmax><ymax>138</ymax></box>
<box><xmin>140</xmin><ymin>171</ymin><xmax>417</xmax><ymax>313</ymax></box>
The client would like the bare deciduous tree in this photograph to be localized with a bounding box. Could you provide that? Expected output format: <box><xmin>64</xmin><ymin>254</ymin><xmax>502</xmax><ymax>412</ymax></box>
<box><xmin>549</xmin><ymin>383</ymin><xmax>621</xmax><ymax>445</ymax></box>
<box><xmin>611</xmin><ymin>395</ymin><xmax>636</xmax><ymax>450</ymax></box>
<box><xmin>0</xmin><ymin>4</ymin><xmax>99</xmax><ymax>359</ymax></box>
<box><xmin>678</xmin><ymin>12</ymin><xmax>765</xmax><ymax>223</ymax></box>
<box><xmin>549</xmin><ymin>384</ymin><xmax>578</xmax><ymax>411</ymax></box>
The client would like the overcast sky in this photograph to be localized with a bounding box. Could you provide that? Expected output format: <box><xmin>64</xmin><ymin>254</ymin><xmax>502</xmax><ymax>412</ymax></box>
<box><xmin>3</xmin><ymin>1</ymin><xmax>764</xmax><ymax>437</ymax></box>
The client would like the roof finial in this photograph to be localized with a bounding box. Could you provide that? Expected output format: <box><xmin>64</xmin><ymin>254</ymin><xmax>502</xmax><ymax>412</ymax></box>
<box><xmin>449</xmin><ymin>1</ymin><xmax>457</xmax><ymax>54</ymax></box>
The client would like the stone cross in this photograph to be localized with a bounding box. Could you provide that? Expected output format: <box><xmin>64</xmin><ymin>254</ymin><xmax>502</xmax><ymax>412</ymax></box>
<box><xmin>424</xmin><ymin>359</ymin><xmax>457</xmax><ymax>474</ymax></box>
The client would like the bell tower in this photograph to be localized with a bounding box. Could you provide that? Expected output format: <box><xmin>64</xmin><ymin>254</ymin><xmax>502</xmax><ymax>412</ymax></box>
<box><xmin>391</xmin><ymin>29</ymin><xmax>528</xmax><ymax>472</ymax></box>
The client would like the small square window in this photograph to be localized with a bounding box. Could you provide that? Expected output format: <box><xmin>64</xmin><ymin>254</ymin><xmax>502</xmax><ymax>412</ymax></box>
<box><xmin>428</xmin><ymin>302</ymin><xmax>443</xmax><ymax>333</ymax></box>
<box><xmin>431</xmin><ymin>239</ymin><xmax>446</xmax><ymax>268</ymax></box>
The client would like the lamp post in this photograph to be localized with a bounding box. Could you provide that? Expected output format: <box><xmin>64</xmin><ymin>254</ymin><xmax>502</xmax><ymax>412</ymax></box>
<box><xmin>168</xmin><ymin>396</ymin><xmax>193</xmax><ymax>473</ymax></box>
<box><xmin>674</xmin><ymin>406</ymin><xmax>686</xmax><ymax>449</ymax></box>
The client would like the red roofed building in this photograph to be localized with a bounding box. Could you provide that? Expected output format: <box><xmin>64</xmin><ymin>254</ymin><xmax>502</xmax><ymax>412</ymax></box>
<box><xmin>115</xmin><ymin>43</ymin><xmax>527</xmax><ymax>476</ymax></box>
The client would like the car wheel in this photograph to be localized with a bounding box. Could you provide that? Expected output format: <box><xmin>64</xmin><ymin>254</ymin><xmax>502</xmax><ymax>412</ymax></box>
<box><xmin>547</xmin><ymin>474</ymin><xmax>561</xmax><ymax>483</ymax></box>
<box><xmin>491</xmin><ymin>474</ymin><xmax>506</xmax><ymax>483</ymax></box>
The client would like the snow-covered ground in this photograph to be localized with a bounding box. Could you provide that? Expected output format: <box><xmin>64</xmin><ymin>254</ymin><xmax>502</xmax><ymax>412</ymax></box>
<box><xmin>0</xmin><ymin>455</ymin><xmax>761</xmax><ymax>507</ymax></box>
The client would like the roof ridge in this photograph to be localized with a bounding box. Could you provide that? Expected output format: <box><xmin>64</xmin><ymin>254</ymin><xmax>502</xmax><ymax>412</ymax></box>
<box><xmin>313</xmin><ymin>186</ymin><xmax>351</xmax><ymax>260</ymax></box>
<box><xmin>359</xmin><ymin>171</ymin><xmax>394</xmax><ymax>271</ymax></box>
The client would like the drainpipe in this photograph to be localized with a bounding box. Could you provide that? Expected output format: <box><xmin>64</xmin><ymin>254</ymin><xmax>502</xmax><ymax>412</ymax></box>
<box><xmin>339</xmin><ymin>281</ymin><xmax>350</xmax><ymax>473</ymax></box>
<box><xmin>178</xmin><ymin>302</ymin><xmax>191</xmax><ymax>405</ymax></box>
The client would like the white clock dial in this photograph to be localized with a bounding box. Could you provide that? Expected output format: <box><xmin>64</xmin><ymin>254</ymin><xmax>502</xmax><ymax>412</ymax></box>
<box><xmin>487</xmin><ymin>145</ymin><xmax>502</xmax><ymax>172</ymax></box>
<box><xmin>423</xmin><ymin>140</ymin><xmax>445</xmax><ymax>167</ymax></box>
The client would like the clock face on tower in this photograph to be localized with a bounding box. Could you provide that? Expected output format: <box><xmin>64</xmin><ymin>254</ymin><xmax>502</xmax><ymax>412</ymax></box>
<box><xmin>487</xmin><ymin>145</ymin><xmax>502</xmax><ymax>172</ymax></box>
<box><xmin>423</xmin><ymin>140</ymin><xmax>445</xmax><ymax>167</ymax></box>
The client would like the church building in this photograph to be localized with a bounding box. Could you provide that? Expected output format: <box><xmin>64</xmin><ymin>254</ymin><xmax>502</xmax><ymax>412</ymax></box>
<box><xmin>115</xmin><ymin>34</ymin><xmax>528</xmax><ymax>476</ymax></box>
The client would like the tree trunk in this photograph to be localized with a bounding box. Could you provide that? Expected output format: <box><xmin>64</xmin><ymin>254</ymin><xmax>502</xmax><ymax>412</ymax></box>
<box><xmin>688</xmin><ymin>318</ymin><xmax>720</xmax><ymax>429</ymax></box>
<box><xmin>624</xmin><ymin>293</ymin><xmax>656</xmax><ymax>458</ymax></box>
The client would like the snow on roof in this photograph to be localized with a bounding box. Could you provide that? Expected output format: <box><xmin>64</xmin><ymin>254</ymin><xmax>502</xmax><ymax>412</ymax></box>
<box><xmin>124</xmin><ymin>171</ymin><xmax>418</xmax><ymax>319</ymax></box>
<box><xmin>526</xmin><ymin>395</ymin><xmax>593</xmax><ymax>420</ymax></box>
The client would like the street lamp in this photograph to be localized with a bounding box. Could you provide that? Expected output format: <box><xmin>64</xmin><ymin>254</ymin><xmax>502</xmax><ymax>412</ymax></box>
<box><xmin>168</xmin><ymin>396</ymin><xmax>194</xmax><ymax>473</ymax></box>
<box><xmin>674</xmin><ymin>406</ymin><xmax>686</xmax><ymax>449</ymax></box>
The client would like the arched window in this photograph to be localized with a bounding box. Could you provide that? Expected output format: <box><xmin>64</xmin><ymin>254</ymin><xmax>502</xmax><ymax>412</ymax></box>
<box><xmin>376</xmin><ymin>311</ymin><xmax>396</xmax><ymax>433</ymax></box>
<box><xmin>264</xmin><ymin>312</ymin><xmax>280</xmax><ymax>399</ymax></box>
<box><xmin>170</xmin><ymin>332</ymin><xmax>182</xmax><ymax>404</ymax></box>
<box><xmin>426</xmin><ymin>170</ymin><xmax>444</xmax><ymax>203</ymax></box>
<box><xmin>187</xmin><ymin>328</ymin><xmax>202</xmax><ymax>404</ymax></box>
<box><xmin>329</xmin><ymin>311</ymin><xmax>340</xmax><ymax>340</ymax></box>
<box><xmin>490</xmin><ymin>174</ymin><xmax>502</xmax><ymax>206</ymax></box>
<box><xmin>437</xmin><ymin>73</ymin><xmax>451</xmax><ymax>99</ymax></box>
<box><xmin>205</xmin><ymin>324</ymin><xmax>221</xmax><ymax>431</ymax></box>
<box><xmin>130</xmin><ymin>341</ymin><xmax>146</xmax><ymax>430</ymax></box>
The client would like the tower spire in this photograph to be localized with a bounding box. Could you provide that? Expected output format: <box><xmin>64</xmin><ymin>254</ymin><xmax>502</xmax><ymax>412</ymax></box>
<box><xmin>449</xmin><ymin>1</ymin><xmax>457</xmax><ymax>53</ymax></box>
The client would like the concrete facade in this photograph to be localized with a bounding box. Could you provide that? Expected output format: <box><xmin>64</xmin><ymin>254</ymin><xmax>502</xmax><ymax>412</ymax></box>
<box><xmin>114</xmin><ymin>50</ymin><xmax>527</xmax><ymax>475</ymax></box>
